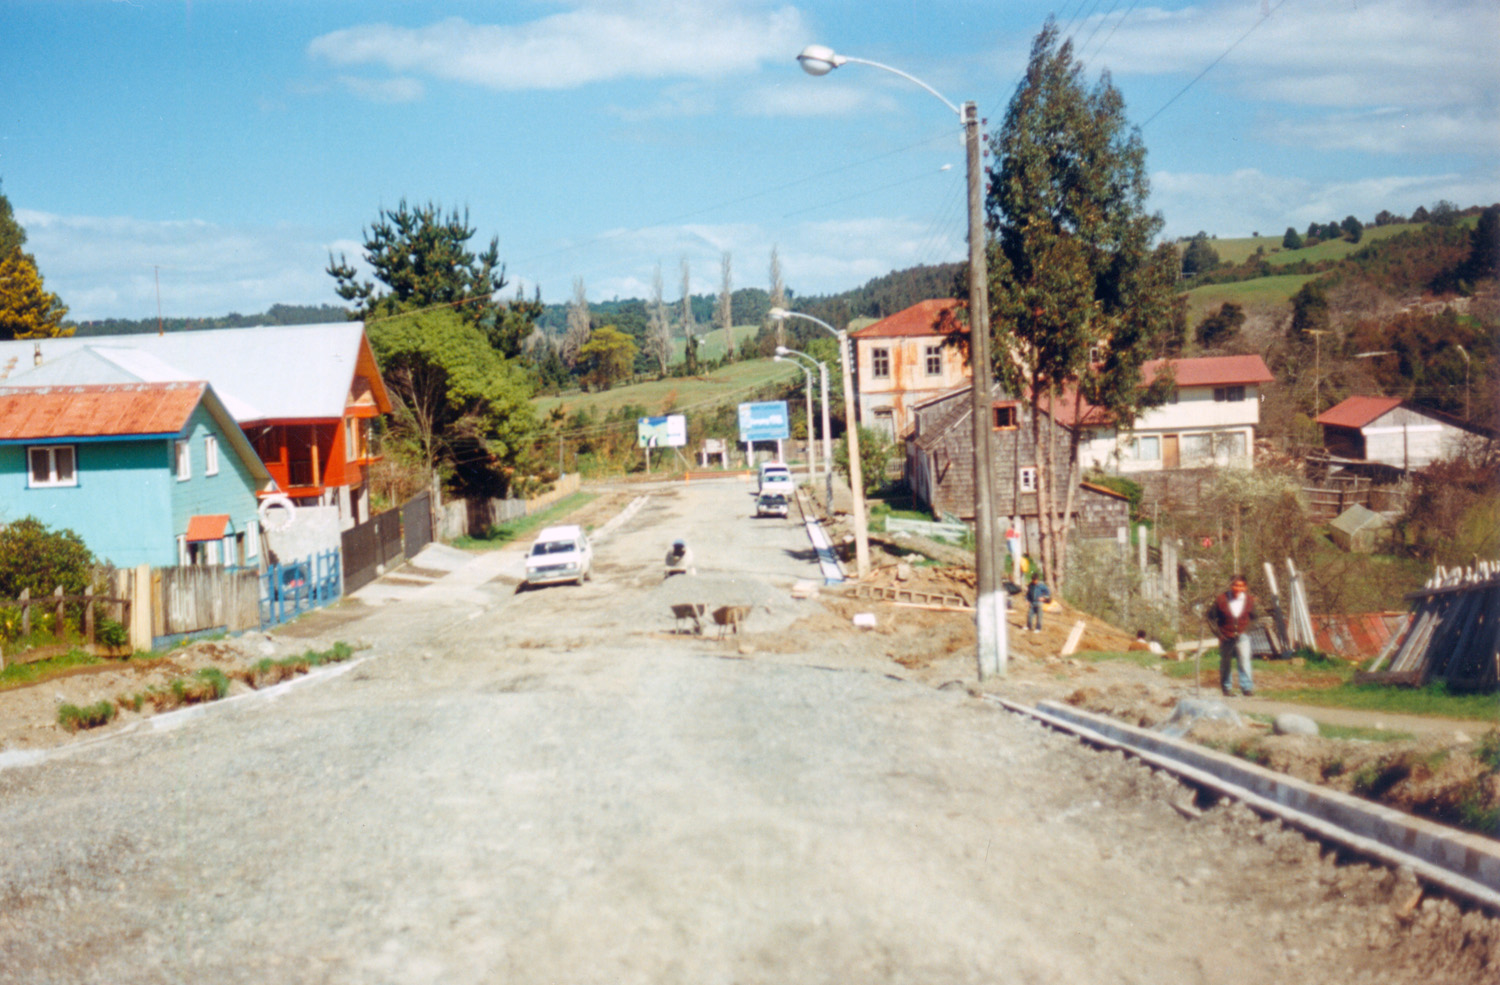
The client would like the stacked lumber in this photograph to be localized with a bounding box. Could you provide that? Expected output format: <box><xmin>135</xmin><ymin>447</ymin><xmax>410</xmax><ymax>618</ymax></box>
<box><xmin>1359</xmin><ymin>561</ymin><xmax>1500</xmax><ymax>690</ymax></box>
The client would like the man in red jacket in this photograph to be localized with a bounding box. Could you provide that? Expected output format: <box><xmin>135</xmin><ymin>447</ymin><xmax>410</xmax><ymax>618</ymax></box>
<box><xmin>1209</xmin><ymin>575</ymin><xmax>1257</xmax><ymax>697</ymax></box>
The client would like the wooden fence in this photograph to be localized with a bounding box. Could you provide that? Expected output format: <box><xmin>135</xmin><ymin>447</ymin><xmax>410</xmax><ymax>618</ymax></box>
<box><xmin>152</xmin><ymin>565</ymin><xmax>261</xmax><ymax>641</ymax></box>
<box><xmin>0</xmin><ymin>587</ymin><xmax>133</xmax><ymax>667</ymax></box>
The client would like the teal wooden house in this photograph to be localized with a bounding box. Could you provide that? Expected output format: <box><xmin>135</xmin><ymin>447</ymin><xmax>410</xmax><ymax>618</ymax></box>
<box><xmin>0</xmin><ymin>382</ymin><xmax>273</xmax><ymax>569</ymax></box>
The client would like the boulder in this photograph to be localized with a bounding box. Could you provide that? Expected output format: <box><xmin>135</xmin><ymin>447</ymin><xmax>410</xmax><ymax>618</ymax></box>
<box><xmin>1273</xmin><ymin>713</ymin><xmax>1320</xmax><ymax>737</ymax></box>
<box><xmin>1157</xmin><ymin>697</ymin><xmax>1242</xmax><ymax>738</ymax></box>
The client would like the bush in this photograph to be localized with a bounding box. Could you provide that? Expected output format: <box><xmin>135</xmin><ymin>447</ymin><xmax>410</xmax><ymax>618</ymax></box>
<box><xmin>0</xmin><ymin>517</ymin><xmax>95</xmax><ymax>602</ymax></box>
<box><xmin>58</xmin><ymin>700</ymin><xmax>117</xmax><ymax>732</ymax></box>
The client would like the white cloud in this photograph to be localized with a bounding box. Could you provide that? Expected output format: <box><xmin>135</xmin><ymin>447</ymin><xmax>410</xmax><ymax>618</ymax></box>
<box><xmin>1150</xmin><ymin>167</ymin><xmax>1498</xmax><ymax>239</ymax></box>
<box><xmin>1080</xmin><ymin>0</ymin><xmax>1498</xmax><ymax>154</ymax></box>
<box><xmin>736</xmin><ymin>82</ymin><xmax>901</xmax><ymax>118</ymax></box>
<box><xmin>337</xmin><ymin>75</ymin><xmax>425</xmax><ymax>104</ymax></box>
<box><xmin>17</xmin><ymin>210</ymin><xmax>350</xmax><ymax>322</ymax></box>
<box><xmin>307</xmin><ymin>2</ymin><xmax>807</xmax><ymax>94</ymax></box>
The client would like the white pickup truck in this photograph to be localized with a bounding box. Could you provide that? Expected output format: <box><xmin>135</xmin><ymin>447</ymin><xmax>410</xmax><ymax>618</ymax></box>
<box><xmin>524</xmin><ymin>524</ymin><xmax>593</xmax><ymax>587</ymax></box>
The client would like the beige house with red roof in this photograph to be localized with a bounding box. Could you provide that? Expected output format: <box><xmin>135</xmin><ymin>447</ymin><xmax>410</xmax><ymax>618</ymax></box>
<box><xmin>1060</xmin><ymin>355</ymin><xmax>1275</xmax><ymax>473</ymax></box>
<box><xmin>850</xmin><ymin>299</ymin><xmax>970</xmax><ymax>440</ymax></box>
<box><xmin>1316</xmin><ymin>396</ymin><xmax>1487</xmax><ymax>470</ymax></box>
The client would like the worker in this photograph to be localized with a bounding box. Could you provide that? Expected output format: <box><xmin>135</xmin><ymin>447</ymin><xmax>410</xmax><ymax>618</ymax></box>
<box><xmin>664</xmin><ymin>539</ymin><xmax>696</xmax><ymax>578</ymax></box>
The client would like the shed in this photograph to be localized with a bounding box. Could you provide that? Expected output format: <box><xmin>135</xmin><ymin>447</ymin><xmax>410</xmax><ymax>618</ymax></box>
<box><xmin>1328</xmin><ymin>504</ymin><xmax>1392</xmax><ymax>553</ymax></box>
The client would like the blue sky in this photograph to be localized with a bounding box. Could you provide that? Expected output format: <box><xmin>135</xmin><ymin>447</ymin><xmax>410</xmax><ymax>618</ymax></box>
<box><xmin>3</xmin><ymin>0</ymin><xmax>1495</xmax><ymax>321</ymax></box>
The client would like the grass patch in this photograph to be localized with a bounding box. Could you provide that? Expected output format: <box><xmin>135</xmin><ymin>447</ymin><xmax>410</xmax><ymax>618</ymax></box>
<box><xmin>534</xmin><ymin>358</ymin><xmax>800</xmax><ymax>421</ymax></box>
<box><xmin>239</xmin><ymin>641</ymin><xmax>355</xmax><ymax>689</ymax></box>
<box><xmin>1318</xmin><ymin>723</ymin><xmax>1417</xmax><ymax>743</ymax></box>
<box><xmin>452</xmin><ymin>491</ymin><xmax>598</xmax><ymax>549</ymax></box>
<box><xmin>57</xmin><ymin>699</ymin><xmax>117</xmax><ymax>732</ymax></box>
<box><xmin>1262</xmin><ymin>680</ymin><xmax>1500</xmax><ymax>722</ymax></box>
<box><xmin>1183</xmin><ymin>272</ymin><xmax>1320</xmax><ymax>324</ymax></box>
<box><xmin>0</xmin><ymin>647</ymin><xmax>103</xmax><ymax>691</ymax></box>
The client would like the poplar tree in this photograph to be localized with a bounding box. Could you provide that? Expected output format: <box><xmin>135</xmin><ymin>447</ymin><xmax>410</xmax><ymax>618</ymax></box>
<box><xmin>717</xmin><ymin>251</ymin><xmax>735</xmax><ymax>360</ymax></box>
<box><xmin>680</xmin><ymin>258</ymin><xmax>699</xmax><ymax>375</ymax></box>
<box><xmin>768</xmin><ymin>246</ymin><xmax>786</xmax><ymax>348</ymax></box>
<box><xmin>644</xmin><ymin>264</ymin><xmax>672</xmax><ymax>374</ymax></box>
<box><xmin>562</xmin><ymin>277</ymin><xmax>591</xmax><ymax>368</ymax></box>
<box><xmin>985</xmin><ymin>19</ymin><xmax>1180</xmax><ymax>585</ymax></box>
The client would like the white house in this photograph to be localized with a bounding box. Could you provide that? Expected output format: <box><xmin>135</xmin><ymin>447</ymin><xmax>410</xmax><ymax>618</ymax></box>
<box><xmin>1052</xmin><ymin>355</ymin><xmax>1276</xmax><ymax>474</ymax></box>
<box><xmin>1317</xmin><ymin>396</ymin><xmax>1488</xmax><ymax>470</ymax></box>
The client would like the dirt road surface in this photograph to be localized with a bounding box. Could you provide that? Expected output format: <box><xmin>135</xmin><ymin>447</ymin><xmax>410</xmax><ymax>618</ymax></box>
<box><xmin>2</xmin><ymin>478</ymin><xmax>1495</xmax><ymax>984</ymax></box>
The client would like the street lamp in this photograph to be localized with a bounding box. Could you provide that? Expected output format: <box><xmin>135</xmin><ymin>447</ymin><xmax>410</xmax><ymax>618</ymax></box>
<box><xmin>796</xmin><ymin>43</ymin><xmax>1006</xmax><ymax>678</ymax></box>
<box><xmin>774</xmin><ymin>353</ymin><xmax>816</xmax><ymax>478</ymax></box>
<box><xmin>770</xmin><ymin>307</ymin><xmax>869</xmax><ymax>579</ymax></box>
<box><xmin>777</xmin><ymin>345</ymin><xmax>833</xmax><ymax>508</ymax></box>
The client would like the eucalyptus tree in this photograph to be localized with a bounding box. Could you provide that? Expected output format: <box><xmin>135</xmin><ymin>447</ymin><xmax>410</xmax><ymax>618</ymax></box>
<box><xmin>985</xmin><ymin>19</ymin><xmax>1180</xmax><ymax>584</ymax></box>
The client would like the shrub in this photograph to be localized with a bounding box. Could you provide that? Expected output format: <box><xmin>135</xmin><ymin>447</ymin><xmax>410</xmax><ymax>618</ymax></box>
<box><xmin>0</xmin><ymin>517</ymin><xmax>95</xmax><ymax>602</ymax></box>
<box><xmin>58</xmin><ymin>700</ymin><xmax>117</xmax><ymax>732</ymax></box>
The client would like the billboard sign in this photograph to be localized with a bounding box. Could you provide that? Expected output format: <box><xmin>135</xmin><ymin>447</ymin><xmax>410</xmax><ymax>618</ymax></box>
<box><xmin>737</xmin><ymin>401</ymin><xmax>790</xmax><ymax>442</ymax></box>
<box><xmin>637</xmin><ymin>414</ymin><xmax>687</xmax><ymax>448</ymax></box>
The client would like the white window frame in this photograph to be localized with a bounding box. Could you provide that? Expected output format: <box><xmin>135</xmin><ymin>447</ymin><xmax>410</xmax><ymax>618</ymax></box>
<box><xmin>924</xmin><ymin>344</ymin><xmax>942</xmax><ymax>376</ymax></box>
<box><xmin>175</xmin><ymin>438</ymin><xmax>191</xmax><ymax>481</ymax></box>
<box><xmin>27</xmin><ymin>444</ymin><xmax>78</xmax><ymax>488</ymax></box>
<box><xmin>204</xmin><ymin>434</ymin><xmax>219</xmax><ymax>476</ymax></box>
<box><xmin>1019</xmin><ymin>467</ymin><xmax>1038</xmax><ymax>493</ymax></box>
<box><xmin>870</xmin><ymin>346</ymin><xmax>891</xmax><ymax>379</ymax></box>
<box><xmin>1130</xmin><ymin>435</ymin><xmax>1161</xmax><ymax>461</ymax></box>
<box><xmin>245</xmin><ymin>519</ymin><xmax>260</xmax><ymax>561</ymax></box>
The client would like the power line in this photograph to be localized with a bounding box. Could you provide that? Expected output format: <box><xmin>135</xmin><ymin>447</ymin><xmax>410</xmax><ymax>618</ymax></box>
<box><xmin>1141</xmin><ymin>0</ymin><xmax>1293</xmax><ymax>130</ymax></box>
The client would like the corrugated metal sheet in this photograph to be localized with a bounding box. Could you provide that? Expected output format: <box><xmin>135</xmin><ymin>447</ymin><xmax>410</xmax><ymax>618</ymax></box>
<box><xmin>1316</xmin><ymin>395</ymin><xmax>1403</xmax><ymax>429</ymax></box>
<box><xmin>851</xmin><ymin>299</ymin><xmax>966</xmax><ymax>339</ymax></box>
<box><xmin>1311</xmin><ymin>612</ymin><xmax>1410</xmax><ymax>659</ymax></box>
<box><xmin>0</xmin><ymin>382</ymin><xmax>204</xmax><ymax>439</ymax></box>
<box><xmin>184</xmin><ymin>514</ymin><xmax>230</xmax><ymax>542</ymax></box>
<box><xmin>0</xmin><ymin>322</ymin><xmax>388</xmax><ymax>424</ymax></box>
<box><xmin>1140</xmin><ymin>355</ymin><xmax>1275</xmax><ymax>387</ymax></box>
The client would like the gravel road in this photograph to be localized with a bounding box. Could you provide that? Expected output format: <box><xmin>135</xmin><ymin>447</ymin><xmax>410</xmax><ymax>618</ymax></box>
<box><xmin>1</xmin><ymin>478</ymin><xmax>1494</xmax><ymax>984</ymax></box>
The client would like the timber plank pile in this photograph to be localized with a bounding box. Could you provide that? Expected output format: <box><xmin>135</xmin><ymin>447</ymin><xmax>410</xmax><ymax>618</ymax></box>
<box><xmin>852</xmin><ymin>584</ymin><xmax>971</xmax><ymax>610</ymax></box>
<box><xmin>1358</xmin><ymin>561</ymin><xmax>1500</xmax><ymax>691</ymax></box>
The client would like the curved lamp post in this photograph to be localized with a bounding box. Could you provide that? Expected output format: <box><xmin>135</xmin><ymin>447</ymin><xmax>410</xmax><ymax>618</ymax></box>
<box><xmin>774</xmin><ymin>353</ymin><xmax>817</xmax><ymax>480</ymax></box>
<box><xmin>795</xmin><ymin>43</ymin><xmax>1005</xmax><ymax>678</ymax></box>
<box><xmin>776</xmin><ymin>345</ymin><xmax>832</xmax><ymax>493</ymax></box>
<box><xmin>771</xmin><ymin>307</ymin><xmax>869</xmax><ymax>578</ymax></box>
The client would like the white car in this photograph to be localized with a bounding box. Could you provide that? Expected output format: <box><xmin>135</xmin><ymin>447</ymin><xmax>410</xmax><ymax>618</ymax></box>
<box><xmin>524</xmin><ymin>524</ymin><xmax>593</xmax><ymax>587</ymax></box>
<box><xmin>758</xmin><ymin>463</ymin><xmax>795</xmax><ymax>497</ymax></box>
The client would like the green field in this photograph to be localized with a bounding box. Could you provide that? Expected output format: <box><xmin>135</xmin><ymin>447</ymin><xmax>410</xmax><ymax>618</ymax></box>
<box><xmin>1184</xmin><ymin>272</ymin><xmax>1321</xmax><ymax>324</ymax></box>
<box><xmin>1205</xmin><ymin>222</ymin><xmax>1421</xmax><ymax>268</ymax></box>
<box><xmin>669</xmin><ymin>323</ymin><xmax>762</xmax><ymax>362</ymax></box>
<box><xmin>534</xmin><ymin>357</ymin><xmax>801</xmax><ymax>420</ymax></box>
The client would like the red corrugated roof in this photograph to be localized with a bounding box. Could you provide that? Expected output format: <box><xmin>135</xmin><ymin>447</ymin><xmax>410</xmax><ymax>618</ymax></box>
<box><xmin>1141</xmin><ymin>355</ymin><xmax>1274</xmax><ymax>387</ymax></box>
<box><xmin>0</xmin><ymin>382</ymin><xmax>206</xmax><ymax>440</ymax></box>
<box><xmin>850</xmin><ymin>299</ymin><xmax>967</xmax><ymax>338</ymax></box>
<box><xmin>1316</xmin><ymin>395</ymin><xmax>1403</xmax><ymax>429</ymax></box>
<box><xmin>1312</xmin><ymin>612</ymin><xmax>1410</xmax><ymax>659</ymax></box>
<box><xmin>184</xmin><ymin>514</ymin><xmax>230</xmax><ymax>542</ymax></box>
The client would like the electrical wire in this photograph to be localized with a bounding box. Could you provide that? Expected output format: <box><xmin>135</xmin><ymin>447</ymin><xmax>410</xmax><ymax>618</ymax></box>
<box><xmin>1141</xmin><ymin>0</ymin><xmax>1293</xmax><ymax>130</ymax></box>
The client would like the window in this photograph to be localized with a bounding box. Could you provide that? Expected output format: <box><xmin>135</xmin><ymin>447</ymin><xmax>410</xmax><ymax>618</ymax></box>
<box><xmin>925</xmin><ymin>344</ymin><xmax>942</xmax><ymax>376</ymax></box>
<box><xmin>1181</xmin><ymin>433</ymin><xmax>1214</xmax><ymax>462</ymax></box>
<box><xmin>871</xmin><ymin>347</ymin><xmax>891</xmax><ymax>379</ymax></box>
<box><xmin>175</xmin><ymin>438</ymin><xmax>191</xmax><ymax>480</ymax></box>
<box><xmin>1019</xmin><ymin>467</ymin><xmax>1037</xmax><ymax>493</ymax></box>
<box><xmin>345</xmin><ymin>417</ymin><xmax>359</xmax><ymax>460</ymax></box>
<box><xmin>993</xmin><ymin>403</ymin><xmax>1019</xmax><ymax>429</ymax></box>
<box><xmin>245</xmin><ymin>520</ymin><xmax>260</xmax><ymax>561</ymax></box>
<box><xmin>27</xmin><ymin>445</ymin><xmax>77</xmax><ymax>488</ymax></box>
<box><xmin>1129</xmin><ymin>435</ymin><xmax>1161</xmax><ymax>461</ymax></box>
<box><xmin>1213</xmin><ymin>385</ymin><xmax>1246</xmax><ymax>402</ymax></box>
<box><xmin>204</xmin><ymin>435</ymin><xmax>219</xmax><ymax>476</ymax></box>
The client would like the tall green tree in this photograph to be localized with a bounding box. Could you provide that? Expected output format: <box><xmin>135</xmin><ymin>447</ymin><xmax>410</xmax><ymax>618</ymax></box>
<box><xmin>984</xmin><ymin>19</ymin><xmax>1179</xmax><ymax>585</ymax></box>
<box><xmin>576</xmin><ymin>325</ymin><xmax>638</xmax><ymax>390</ymax></box>
<box><xmin>1180</xmin><ymin>232</ymin><xmax>1220</xmax><ymax>277</ymax></box>
<box><xmin>0</xmin><ymin>180</ymin><xmax>26</xmax><ymax>257</ymax></box>
<box><xmin>327</xmin><ymin>200</ymin><xmax>531</xmax><ymax>357</ymax></box>
<box><xmin>366</xmin><ymin>308</ymin><xmax>537</xmax><ymax>498</ymax></box>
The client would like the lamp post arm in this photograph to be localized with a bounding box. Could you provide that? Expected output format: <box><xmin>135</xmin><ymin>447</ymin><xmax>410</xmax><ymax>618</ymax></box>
<box><xmin>834</xmin><ymin>55</ymin><xmax>963</xmax><ymax>118</ymax></box>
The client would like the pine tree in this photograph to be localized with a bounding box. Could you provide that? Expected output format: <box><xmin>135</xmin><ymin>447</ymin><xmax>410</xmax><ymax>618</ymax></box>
<box><xmin>0</xmin><ymin>248</ymin><xmax>70</xmax><ymax>340</ymax></box>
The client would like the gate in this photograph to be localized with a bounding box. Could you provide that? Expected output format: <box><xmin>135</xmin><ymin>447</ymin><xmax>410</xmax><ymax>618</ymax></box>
<box><xmin>260</xmin><ymin>549</ymin><xmax>342</xmax><ymax>628</ymax></box>
<box><xmin>341</xmin><ymin>506</ymin><xmax>405</xmax><ymax>594</ymax></box>
<box><xmin>402</xmin><ymin>490</ymin><xmax>433</xmax><ymax>558</ymax></box>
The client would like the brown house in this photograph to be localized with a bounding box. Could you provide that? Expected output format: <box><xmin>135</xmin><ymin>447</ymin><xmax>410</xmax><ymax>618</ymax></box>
<box><xmin>906</xmin><ymin>385</ymin><xmax>1130</xmax><ymax>547</ymax></box>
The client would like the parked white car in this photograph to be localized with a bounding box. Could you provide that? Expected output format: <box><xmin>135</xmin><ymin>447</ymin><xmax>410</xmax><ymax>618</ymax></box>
<box><xmin>524</xmin><ymin>524</ymin><xmax>593</xmax><ymax>587</ymax></box>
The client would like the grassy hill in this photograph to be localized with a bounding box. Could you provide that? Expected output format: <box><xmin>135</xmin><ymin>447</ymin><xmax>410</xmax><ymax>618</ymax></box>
<box><xmin>1184</xmin><ymin>272</ymin><xmax>1321</xmax><ymax>324</ymax></box>
<box><xmin>535</xmin><ymin>357</ymin><xmax>801</xmax><ymax>422</ymax></box>
<box><xmin>1205</xmin><ymin>222</ymin><xmax>1422</xmax><ymax>268</ymax></box>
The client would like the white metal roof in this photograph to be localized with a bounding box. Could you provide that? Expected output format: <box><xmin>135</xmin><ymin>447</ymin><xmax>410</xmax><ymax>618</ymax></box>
<box><xmin>0</xmin><ymin>322</ymin><xmax>372</xmax><ymax>424</ymax></box>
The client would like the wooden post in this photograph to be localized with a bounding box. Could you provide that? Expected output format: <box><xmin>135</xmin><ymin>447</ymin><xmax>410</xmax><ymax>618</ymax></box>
<box><xmin>54</xmin><ymin>585</ymin><xmax>66</xmax><ymax>633</ymax></box>
<box><xmin>84</xmin><ymin>588</ymin><xmax>96</xmax><ymax>644</ymax></box>
<box><xmin>20</xmin><ymin>587</ymin><xmax>30</xmax><ymax>637</ymax></box>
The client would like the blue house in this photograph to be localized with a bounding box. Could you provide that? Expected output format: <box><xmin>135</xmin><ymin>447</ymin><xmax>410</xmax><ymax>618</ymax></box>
<box><xmin>0</xmin><ymin>382</ymin><xmax>273</xmax><ymax>569</ymax></box>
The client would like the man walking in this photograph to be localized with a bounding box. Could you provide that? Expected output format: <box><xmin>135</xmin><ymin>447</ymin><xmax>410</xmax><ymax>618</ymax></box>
<box><xmin>1209</xmin><ymin>575</ymin><xmax>1257</xmax><ymax>697</ymax></box>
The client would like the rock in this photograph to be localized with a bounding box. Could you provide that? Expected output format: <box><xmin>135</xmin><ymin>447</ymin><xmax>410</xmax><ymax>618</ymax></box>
<box><xmin>852</xmin><ymin>613</ymin><xmax>877</xmax><ymax>630</ymax></box>
<box><xmin>895</xmin><ymin>563</ymin><xmax>913</xmax><ymax>582</ymax></box>
<box><xmin>1273</xmin><ymin>713</ymin><xmax>1319</xmax><ymax>736</ymax></box>
<box><xmin>1156</xmin><ymin>697</ymin><xmax>1241</xmax><ymax>738</ymax></box>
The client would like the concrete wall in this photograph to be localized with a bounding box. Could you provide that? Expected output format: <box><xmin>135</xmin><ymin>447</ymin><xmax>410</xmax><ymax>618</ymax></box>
<box><xmin>264</xmin><ymin>504</ymin><xmax>342</xmax><ymax>565</ymax></box>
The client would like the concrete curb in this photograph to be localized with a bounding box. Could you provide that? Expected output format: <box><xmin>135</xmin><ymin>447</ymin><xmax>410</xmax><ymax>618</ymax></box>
<box><xmin>993</xmin><ymin>697</ymin><xmax>1500</xmax><ymax>913</ymax></box>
